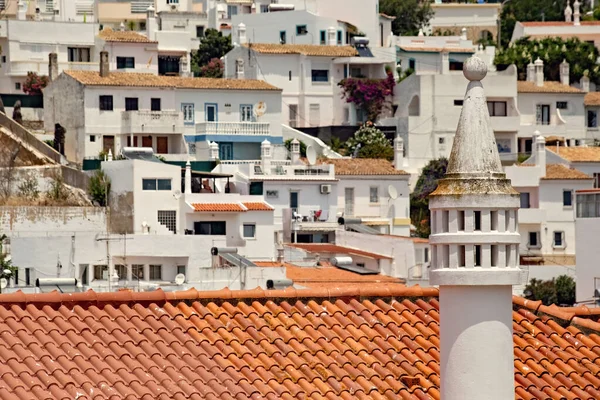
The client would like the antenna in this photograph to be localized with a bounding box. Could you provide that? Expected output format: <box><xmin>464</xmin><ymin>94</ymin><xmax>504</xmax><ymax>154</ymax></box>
<box><xmin>173</xmin><ymin>189</ymin><xmax>182</xmax><ymax>200</ymax></box>
<box><xmin>388</xmin><ymin>184</ymin><xmax>398</xmax><ymax>200</ymax></box>
<box><xmin>253</xmin><ymin>101</ymin><xmax>267</xmax><ymax>118</ymax></box>
<box><xmin>306</xmin><ymin>145</ymin><xmax>317</xmax><ymax>165</ymax></box>
<box><xmin>175</xmin><ymin>274</ymin><xmax>186</xmax><ymax>285</ymax></box>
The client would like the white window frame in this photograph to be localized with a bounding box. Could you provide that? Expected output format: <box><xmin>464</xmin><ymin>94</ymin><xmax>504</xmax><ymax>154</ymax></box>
<box><xmin>240</xmin><ymin>104</ymin><xmax>254</xmax><ymax>122</ymax></box>
<box><xmin>181</xmin><ymin>103</ymin><xmax>195</xmax><ymax>125</ymax></box>
<box><xmin>369</xmin><ymin>186</ymin><xmax>379</xmax><ymax>204</ymax></box>
<box><xmin>243</xmin><ymin>223</ymin><xmax>256</xmax><ymax>239</ymax></box>
<box><xmin>552</xmin><ymin>231</ymin><xmax>566</xmax><ymax>248</ymax></box>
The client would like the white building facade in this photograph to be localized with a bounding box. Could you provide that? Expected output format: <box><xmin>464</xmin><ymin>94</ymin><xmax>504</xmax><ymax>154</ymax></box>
<box><xmin>575</xmin><ymin>188</ymin><xmax>600</xmax><ymax>306</ymax></box>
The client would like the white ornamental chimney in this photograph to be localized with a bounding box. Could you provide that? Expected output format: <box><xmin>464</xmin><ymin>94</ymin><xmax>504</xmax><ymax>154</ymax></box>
<box><xmin>17</xmin><ymin>0</ymin><xmax>26</xmax><ymax>20</ymax></box>
<box><xmin>290</xmin><ymin>138</ymin><xmax>300</xmax><ymax>165</ymax></box>
<box><xmin>238</xmin><ymin>23</ymin><xmax>247</xmax><ymax>45</ymax></box>
<box><xmin>393</xmin><ymin>135</ymin><xmax>404</xmax><ymax>170</ymax></box>
<box><xmin>209</xmin><ymin>141</ymin><xmax>219</xmax><ymax>160</ymax></box>
<box><xmin>533</xmin><ymin>131</ymin><xmax>547</xmax><ymax>176</ymax></box>
<box><xmin>261</xmin><ymin>139</ymin><xmax>272</xmax><ymax>174</ymax></box>
<box><xmin>185</xmin><ymin>160</ymin><xmax>192</xmax><ymax>194</ymax></box>
<box><xmin>581</xmin><ymin>71</ymin><xmax>590</xmax><ymax>92</ymax></box>
<box><xmin>460</xmin><ymin>27</ymin><xmax>467</xmax><ymax>40</ymax></box>
<box><xmin>560</xmin><ymin>59</ymin><xmax>570</xmax><ymax>86</ymax></box>
<box><xmin>327</xmin><ymin>27</ymin><xmax>337</xmax><ymax>46</ymax></box>
<box><xmin>565</xmin><ymin>2</ymin><xmax>573</xmax><ymax>22</ymax></box>
<box><xmin>574</xmin><ymin>0</ymin><xmax>581</xmax><ymax>25</ymax></box>
<box><xmin>534</xmin><ymin>57</ymin><xmax>544</xmax><ymax>87</ymax></box>
<box><xmin>429</xmin><ymin>56</ymin><xmax>521</xmax><ymax>400</ymax></box>
<box><xmin>526</xmin><ymin>60</ymin><xmax>535</xmax><ymax>82</ymax></box>
<box><xmin>146</xmin><ymin>6</ymin><xmax>157</xmax><ymax>41</ymax></box>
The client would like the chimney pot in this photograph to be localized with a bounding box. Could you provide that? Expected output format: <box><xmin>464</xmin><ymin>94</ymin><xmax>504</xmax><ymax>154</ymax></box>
<box><xmin>49</xmin><ymin>53</ymin><xmax>58</xmax><ymax>82</ymax></box>
<box><xmin>99</xmin><ymin>51</ymin><xmax>109</xmax><ymax>77</ymax></box>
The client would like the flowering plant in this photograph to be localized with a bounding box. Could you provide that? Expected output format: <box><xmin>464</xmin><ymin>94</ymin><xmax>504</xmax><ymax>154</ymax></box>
<box><xmin>23</xmin><ymin>72</ymin><xmax>49</xmax><ymax>95</ymax></box>
<box><xmin>198</xmin><ymin>58</ymin><xmax>224</xmax><ymax>78</ymax></box>
<box><xmin>338</xmin><ymin>72</ymin><xmax>395</xmax><ymax>122</ymax></box>
<box><xmin>346</xmin><ymin>123</ymin><xmax>391</xmax><ymax>155</ymax></box>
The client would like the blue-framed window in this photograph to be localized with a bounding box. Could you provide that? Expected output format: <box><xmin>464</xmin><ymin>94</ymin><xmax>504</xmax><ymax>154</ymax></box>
<box><xmin>240</xmin><ymin>104</ymin><xmax>254</xmax><ymax>122</ymax></box>
<box><xmin>319</xmin><ymin>30</ymin><xmax>326</xmax><ymax>45</ymax></box>
<box><xmin>311</xmin><ymin>69</ymin><xmax>329</xmax><ymax>83</ymax></box>
<box><xmin>219</xmin><ymin>143</ymin><xmax>234</xmax><ymax>160</ymax></box>
<box><xmin>205</xmin><ymin>103</ymin><xmax>218</xmax><ymax>122</ymax></box>
<box><xmin>343</xmin><ymin>65</ymin><xmax>348</xmax><ymax>78</ymax></box>
<box><xmin>181</xmin><ymin>103</ymin><xmax>194</xmax><ymax>125</ymax></box>
<box><xmin>296</xmin><ymin>25</ymin><xmax>308</xmax><ymax>35</ymax></box>
<box><xmin>227</xmin><ymin>5</ymin><xmax>237</xmax><ymax>17</ymax></box>
<box><xmin>280</xmin><ymin>30</ymin><xmax>286</xmax><ymax>44</ymax></box>
<box><xmin>337</xmin><ymin>30</ymin><xmax>343</xmax><ymax>45</ymax></box>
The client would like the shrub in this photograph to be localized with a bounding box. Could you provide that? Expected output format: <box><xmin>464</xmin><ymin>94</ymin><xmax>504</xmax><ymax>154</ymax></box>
<box><xmin>22</xmin><ymin>72</ymin><xmax>49</xmax><ymax>95</ymax></box>
<box><xmin>346</xmin><ymin>123</ymin><xmax>391</xmax><ymax>156</ymax></box>
<box><xmin>18</xmin><ymin>177</ymin><xmax>40</xmax><ymax>201</ymax></box>
<box><xmin>197</xmin><ymin>58</ymin><xmax>224</xmax><ymax>78</ymax></box>
<box><xmin>43</xmin><ymin>139</ymin><xmax>55</xmax><ymax>148</ymax></box>
<box><xmin>46</xmin><ymin>173</ymin><xmax>69</xmax><ymax>202</ymax></box>
<box><xmin>89</xmin><ymin>170</ymin><xmax>111</xmax><ymax>207</ymax></box>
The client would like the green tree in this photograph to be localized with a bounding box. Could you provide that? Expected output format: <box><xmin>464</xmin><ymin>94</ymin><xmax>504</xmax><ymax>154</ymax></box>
<box><xmin>495</xmin><ymin>37</ymin><xmax>600</xmax><ymax>84</ymax></box>
<box><xmin>410</xmin><ymin>158</ymin><xmax>448</xmax><ymax>238</ymax></box>
<box><xmin>89</xmin><ymin>170</ymin><xmax>111</xmax><ymax>207</ymax></box>
<box><xmin>284</xmin><ymin>139</ymin><xmax>307</xmax><ymax>157</ymax></box>
<box><xmin>380</xmin><ymin>0</ymin><xmax>433</xmax><ymax>36</ymax></box>
<box><xmin>357</xmin><ymin>142</ymin><xmax>394</xmax><ymax>161</ymax></box>
<box><xmin>524</xmin><ymin>275</ymin><xmax>576</xmax><ymax>306</ymax></box>
<box><xmin>191</xmin><ymin>29</ymin><xmax>233</xmax><ymax>76</ymax></box>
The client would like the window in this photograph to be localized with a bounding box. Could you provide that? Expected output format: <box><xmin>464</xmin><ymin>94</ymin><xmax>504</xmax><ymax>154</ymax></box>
<box><xmin>487</xmin><ymin>101</ymin><xmax>507</xmax><ymax>117</ymax></box>
<box><xmin>90</xmin><ymin>135</ymin><xmax>96</xmax><ymax>142</ymax></box>
<box><xmin>588</xmin><ymin>110</ymin><xmax>598</xmax><ymax>128</ymax></box>
<box><xmin>260</xmin><ymin>4</ymin><xmax>269</xmax><ymax>12</ymax></box>
<box><xmin>337</xmin><ymin>30</ymin><xmax>342</xmax><ymax>45</ymax></box>
<box><xmin>563</xmin><ymin>190</ymin><xmax>573</xmax><ymax>207</ymax></box>
<box><xmin>240</xmin><ymin>104</ymin><xmax>254</xmax><ymax>122</ymax></box>
<box><xmin>181</xmin><ymin>103</ymin><xmax>194</xmax><ymax>124</ymax></box>
<box><xmin>205</xmin><ymin>103</ymin><xmax>217</xmax><ymax>122</ymax></box>
<box><xmin>115</xmin><ymin>264</ymin><xmax>127</xmax><ymax>280</ymax></box>
<box><xmin>139</xmin><ymin>22</ymin><xmax>146</xmax><ymax>31</ymax></box>
<box><xmin>158</xmin><ymin>210</ymin><xmax>177</xmax><ymax>233</ymax></box>
<box><xmin>311</xmin><ymin>69</ymin><xmax>329</xmax><ymax>83</ymax></box>
<box><xmin>149</xmin><ymin>265</ymin><xmax>162</xmax><ymax>280</ymax></box>
<box><xmin>15</xmin><ymin>82</ymin><xmax>20</xmax><ymax>90</ymax></box>
<box><xmin>68</xmin><ymin>47</ymin><xmax>90</xmax><ymax>62</ymax></box>
<box><xmin>438</xmin><ymin>137</ymin><xmax>445</xmax><ymax>145</ymax></box>
<box><xmin>125</xmin><ymin>97</ymin><xmax>139</xmax><ymax>111</ymax></box>
<box><xmin>594</xmin><ymin>173</ymin><xmax>600</xmax><ymax>189</ymax></box>
<box><xmin>370</xmin><ymin>187</ymin><xmax>379</xmax><ymax>203</ymax></box>
<box><xmin>177</xmin><ymin>265</ymin><xmax>186</xmax><ymax>276</ymax></box>
<box><xmin>319</xmin><ymin>30</ymin><xmax>326</xmax><ymax>44</ymax></box>
<box><xmin>227</xmin><ymin>5</ymin><xmax>237</xmax><ymax>16</ymax></box>
<box><xmin>151</xmin><ymin>98</ymin><xmax>161</xmax><ymax>111</ymax></box>
<box><xmin>99</xmin><ymin>95</ymin><xmax>113</xmax><ymax>111</ymax></box>
<box><xmin>408</xmin><ymin>58</ymin><xmax>415</xmax><ymax>70</ymax></box>
<box><xmin>556</xmin><ymin>101</ymin><xmax>568</xmax><ymax>110</ymax></box>
<box><xmin>520</xmin><ymin>192</ymin><xmax>531</xmax><ymax>209</ymax></box>
<box><xmin>279</xmin><ymin>31</ymin><xmax>286</xmax><ymax>44</ymax></box>
<box><xmin>2</xmin><ymin>56</ymin><xmax>6</xmax><ymax>63</ymax></box>
<box><xmin>449</xmin><ymin>61</ymin><xmax>464</xmax><ymax>71</ymax></box>
<box><xmin>250</xmin><ymin>181</ymin><xmax>264</xmax><ymax>195</ymax></box>
<box><xmin>196</xmin><ymin>25</ymin><xmax>205</xmax><ymax>38</ymax></box>
<box><xmin>528</xmin><ymin>232</ymin><xmax>540</xmax><ymax>248</ymax></box>
<box><xmin>158</xmin><ymin>55</ymin><xmax>180</xmax><ymax>75</ymax></box>
<box><xmin>142</xmin><ymin>179</ymin><xmax>172</xmax><ymax>191</ymax></box>
<box><xmin>424</xmin><ymin>248</ymin><xmax>429</xmax><ymax>263</ymax></box>
<box><xmin>194</xmin><ymin>221</ymin><xmax>227</xmax><ymax>235</ymax></box>
<box><xmin>536</xmin><ymin>104</ymin><xmax>551</xmax><ymax>125</ymax></box>
<box><xmin>131</xmin><ymin>264</ymin><xmax>144</xmax><ymax>280</ymax></box>
<box><xmin>25</xmin><ymin>268</ymin><xmax>31</xmax><ymax>286</ymax></box>
<box><xmin>296</xmin><ymin>25</ymin><xmax>308</xmax><ymax>35</ymax></box>
<box><xmin>94</xmin><ymin>265</ymin><xmax>108</xmax><ymax>280</ymax></box>
<box><xmin>553</xmin><ymin>231</ymin><xmax>565</xmax><ymax>248</ymax></box>
<box><xmin>13</xmin><ymin>269</ymin><xmax>18</xmax><ymax>287</ymax></box>
<box><xmin>243</xmin><ymin>223</ymin><xmax>256</xmax><ymax>239</ymax></box>
<box><xmin>454</xmin><ymin>100</ymin><xmax>463</xmax><ymax>106</ymax></box>
<box><xmin>289</xmin><ymin>104</ymin><xmax>298</xmax><ymax>127</ymax></box>
<box><xmin>116</xmin><ymin>56</ymin><xmax>135</xmax><ymax>69</ymax></box>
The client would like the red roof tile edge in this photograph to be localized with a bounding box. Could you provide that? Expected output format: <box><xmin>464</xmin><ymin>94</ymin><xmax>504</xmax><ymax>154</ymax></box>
<box><xmin>513</xmin><ymin>295</ymin><xmax>600</xmax><ymax>331</ymax></box>
<box><xmin>0</xmin><ymin>286</ymin><xmax>440</xmax><ymax>308</ymax></box>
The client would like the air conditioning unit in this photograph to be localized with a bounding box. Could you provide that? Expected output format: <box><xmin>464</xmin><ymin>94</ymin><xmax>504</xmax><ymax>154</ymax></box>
<box><xmin>320</xmin><ymin>184</ymin><xmax>332</xmax><ymax>194</ymax></box>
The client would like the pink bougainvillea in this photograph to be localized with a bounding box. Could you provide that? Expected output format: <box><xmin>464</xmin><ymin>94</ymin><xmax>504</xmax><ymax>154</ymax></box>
<box><xmin>338</xmin><ymin>72</ymin><xmax>395</xmax><ymax>122</ymax></box>
<box><xmin>22</xmin><ymin>72</ymin><xmax>49</xmax><ymax>95</ymax></box>
<box><xmin>198</xmin><ymin>58</ymin><xmax>224</xmax><ymax>78</ymax></box>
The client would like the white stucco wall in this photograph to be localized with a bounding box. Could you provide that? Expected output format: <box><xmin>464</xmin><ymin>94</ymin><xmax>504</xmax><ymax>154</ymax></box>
<box><xmin>93</xmin><ymin>38</ymin><xmax>159</xmax><ymax>75</ymax></box>
<box><xmin>576</xmin><ymin>216</ymin><xmax>600</xmax><ymax>303</ymax></box>
<box><xmin>518</xmin><ymin>92</ymin><xmax>586</xmax><ymax>139</ymax></box>
<box><xmin>0</xmin><ymin>206</ymin><xmax>106</xmax><ymax>236</ymax></box>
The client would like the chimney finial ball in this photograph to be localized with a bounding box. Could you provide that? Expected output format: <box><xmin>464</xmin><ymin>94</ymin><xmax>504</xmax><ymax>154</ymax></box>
<box><xmin>463</xmin><ymin>56</ymin><xmax>487</xmax><ymax>82</ymax></box>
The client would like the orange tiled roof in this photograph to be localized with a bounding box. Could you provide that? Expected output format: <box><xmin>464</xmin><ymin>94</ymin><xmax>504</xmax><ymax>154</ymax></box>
<box><xmin>190</xmin><ymin>202</ymin><xmax>246</xmax><ymax>212</ymax></box>
<box><xmin>242</xmin><ymin>202</ymin><xmax>274</xmax><ymax>211</ymax></box>
<box><xmin>521</xmin><ymin>21</ymin><xmax>600</xmax><ymax>27</ymax></box>
<box><xmin>323</xmin><ymin>158</ymin><xmax>410</xmax><ymax>176</ymax></box>
<box><xmin>585</xmin><ymin>92</ymin><xmax>600</xmax><ymax>106</ymax></box>
<box><xmin>379</xmin><ymin>13</ymin><xmax>396</xmax><ymax>19</ymax></box>
<box><xmin>287</xmin><ymin>243</ymin><xmax>393</xmax><ymax>259</ymax></box>
<box><xmin>398</xmin><ymin>46</ymin><xmax>475</xmax><ymax>53</ymax></box>
<box><xmin>542</xmin><ymin>163</ymin><xmax>593</xmax><ymax>180</ymax></box>
<box><xmin>63</xmin><ymin>70</ymin><xmax>280</xmax><ymax>90</ymax></box>
<box><xmin>517</xmin><ymin>80</ymin><xmax>583</xmax><ymax>94</ymax></box>
<box><xmin>0</xmin><ymin>287</ymin><xmax>599</xmax><ymax>399</ymax></box>
<box><xmin>549</xmin><ymin>146</ymin><xmax>600</xmax><ymax>162</ymax></box>
<box><xmin>98</xmin><ymin>27</ymin><xmax>158</xmax><ymax>43</ymax></box>
<box><xmin>244</xmin><ymin>43</ymin><xmax>359</xmax><ymax>57</ymax></box>
<box><xmin>283</xmin><ymin>263</ymin><xmax>404</xmax><ymax>288</ymax></box>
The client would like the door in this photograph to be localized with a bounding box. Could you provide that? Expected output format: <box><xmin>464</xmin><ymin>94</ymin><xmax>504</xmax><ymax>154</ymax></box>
<box><xmin>157</xmin><ymin>136</ymin><xmax>168</xmax><ymax>154</ymax></box>
<box><xmin>142</xmin><ymin>136</ymin><xmax>152</xmax><ymax>148</ymax></box>
<box><xmin>126</xmin><ymin>136</ymin><xmax>138</xmax><ymax>147</ymax></box>
<box><xmin>219</xmin><ymin>142</ymin><xmax>233</xmax><ymax>160</ymax></box>
<box><xmin>290</xmin><ymin>191</ymin><xmax>299</xmax><ymax>212</ymax></box>
<box><xmin>289</xmin><ymin>105</ymin><xmax>298</xmax><ymax>127</ymax></box>
<box><xmin>309</xmin><ymin>104</ymin><xmax>320</xmax><ymax>127</ymax></box>
<box><xmin>205</xmin><ymin>104</ymin><xmax>217</xmax><ymax>122</ymax></box>
<box><xmin>102</xmin><ymin>135</ymin><xmax>115</xmax><ymax>154</ymax></box>
<box><xmin>344</xmin><ymin>187</ymin><xmax>354</xmax><ymax>216</ymax></box>
<box><xmin>536</xmin><ymin>104</ymin><xmax>550</xmax><ymax>125</ymax></box>
<box><xmin>240</xmin><ymin>104</ymin><xmax>253</xmax><ymax>122</ymax></box>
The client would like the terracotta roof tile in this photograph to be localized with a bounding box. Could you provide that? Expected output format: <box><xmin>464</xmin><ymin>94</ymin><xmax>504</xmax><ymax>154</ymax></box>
<box><xmin>379</xmin><ymin>13</ymin><xmax>396</xmax><ymax>19</ymax></box>
<box><xmin>242</xmin><ymin>202</ymin><xmax>274</xmax><ymax>211</ymax></box>
<box><xmin>0</xmin><ymin>287</ymin><xmax>598</xmax><ymax>399</ymax></box>
<box><xmin>280</xmin><ymin>263</ymin><xmax>404</xmax><ymax>289</ymax></box>
<box><xmin>244</xmin><ymin>43</ymin><xmax>358</xmax><ymax>57</ymax></box>
<box><xmin>549</xmin><ymin>146</ymin><xmax>600</xmax><ymax>163</ymax></box>
<box><xmin>286</xmin><ymin>243</ymin><xmax>393</xmax><ymax>260</ymax></box>
<box><xmin>190</xmin><ymin>203</ymin><xmax>246</xmax><ymax>212</ymax></box>
<box><xmin>521</xmin><ymin>21</ymin><xmax>600</xmax><ymax>27</ymax></box>
<box><xmin>542</xmin><ymin>164</ymin><xmax>593</xmax><ymax>180</ymax></box>
<box><xmin>98</xmin><ymin>27</ymin><xmax>157</xmax><ymax>43</ymax></box>
<box><xmin>398</xmin><ymin>46</ymin><xmax>475</xmax><ymax>53</ymax></box>
<box><xmin>63</xmin><ymin>70</ymin><xmax>280</xmax><ymax>90</ymax></box>
<box><xmin>585</xmin><ymin>92</ymin><xmax>600</xmax><ymax>106</ymax></box>
<box><xmin>517</xmin><ymin>81</ymin><xmax>583</xmax><ymax>94</ymax></box>
<box><xmin>323</xmin><ymin>158</ymin><xmax>410</xmax><ymax>176</ymax></box>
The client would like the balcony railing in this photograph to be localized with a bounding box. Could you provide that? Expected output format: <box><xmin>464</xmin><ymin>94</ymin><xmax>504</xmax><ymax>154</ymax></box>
<box><xmin>196</xmin><ymin>121</ymin><xmax>271</xmax><ymax>136</ymax></box>
<box><xmin>122</xmin><ymin>110</ymin><xmax>184</xmax><ymax>135</ymax></box>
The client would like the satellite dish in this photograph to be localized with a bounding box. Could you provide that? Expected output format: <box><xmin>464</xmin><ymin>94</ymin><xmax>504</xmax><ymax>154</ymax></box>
<box><xmin>306</xmin><ymin>145</ymin><xmax>317</xmax><ymax>165</ymax></box>
<box><xmin>0</xmin><ymin>278</ymin><xmax>7</xmax><ymax>289</ymax></box>
<box><xmin>173</xmin><ymin>189</ymin><xmax>182</xmax><ymax>200</ymax></box>
<box><xmin>175</xmin><ymin>274</ymin><xmax>186</xmax><ymax>285</ymax></box>
<box><xmin>253</xmin><ymin>101</ymin><xmax>267</xmax><ymax>118</ymax></box>
<box><xmin>388</xmin><ymin>185</ymin><xmax>398</xmax><ymax>200</ymax></box>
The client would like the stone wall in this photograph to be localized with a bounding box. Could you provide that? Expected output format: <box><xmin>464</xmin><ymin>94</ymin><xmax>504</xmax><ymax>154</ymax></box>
<box><xmin>0</xmin><ymin>206</ymin><xmax>107</xmax><ymax>236</ymax></box>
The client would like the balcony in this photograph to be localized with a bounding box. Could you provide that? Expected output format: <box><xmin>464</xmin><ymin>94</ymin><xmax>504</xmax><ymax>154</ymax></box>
<box><xmin>248</xmin><ymin>161</ymin><xmax>336</xmax><ymax>180</ymax></box>
<box><xmin>8</xmin><ymin>60</ymin><xmax>98</xmax><ymax>76</ymax></box>
<box><xmin>122</xmin><ymin>110</ymin><xmax>184</xmax><ymax>135</ymax></box>
<box><xmin>490</xmin><ymin>115</ymin><xmax>520</xmax><ymax>133</ymax></box>
<box><xmin>519</xmin><ymin>208</ymin><xmax>546</xmax><ymax>224</ymax></box>
<box><xmin>196</xmin><ymin>122</ymin><xmax>271</xmax><ymax>136</ymax></box>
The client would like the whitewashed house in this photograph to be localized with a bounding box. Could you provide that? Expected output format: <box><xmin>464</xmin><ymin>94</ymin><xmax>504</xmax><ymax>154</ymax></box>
<box><xmin>584</xmin><ymin>92</ymin><xmax>600</xmax><ymax>141</ymax></box>
<box><xmin>575</xmin><ymin>188</ymin><xmax>600</xmax><ymax>305</ymax></box>
<box><xmin>93</xmin><ymin>27</ymin><xmax>159</xmax><ymax>74</ymax></box>
<box><xmin>546</xmin><ymin>146</ymin><xmax>600</xmax><ymax>188</ymax></box>
<box><xmin>43</xmin><ymin>51</ymin><xmax>283</xmax><ymax>164</ymax></box>
<box><xmin>428</xmin><ymin>2</ymin><xmax>501</xmax><ymax>43</ymax></box>
<box><xmin>505</xmin><ymin>134</ymin><xmax>593</xmax><ymax>267</ymax></box>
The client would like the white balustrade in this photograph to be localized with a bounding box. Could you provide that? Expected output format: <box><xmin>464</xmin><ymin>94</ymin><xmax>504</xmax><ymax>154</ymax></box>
<box><xmin>196</xmin><ymin>121</ymin><xmax>271</xmax><ymax>136</ymax></box>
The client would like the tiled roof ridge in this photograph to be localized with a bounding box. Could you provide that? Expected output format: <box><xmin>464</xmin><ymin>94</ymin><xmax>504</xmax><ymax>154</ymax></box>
<box><xmin>513</xmin><ymin>296</ymin><xmax>600</xmax><ymax>331</ymax></box>
<box><xmin>0</xmin><ymin>286</ymin><xmax>439</xmax><ymax>308</ymax></box>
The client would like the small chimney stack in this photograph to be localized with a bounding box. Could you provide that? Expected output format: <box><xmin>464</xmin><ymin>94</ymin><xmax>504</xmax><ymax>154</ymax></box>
<box><xmin>290</xmin><ymin>138</ymin><xmax>300</xmax><ymax>165</ymax></box>
<box><xmin>146</xmin><ymin>6</ymin><xmax>156</xmax><ymax>41</ymax></box>
<box><xmin>565</xmin><ymin>2</ymin><xmax>573</xmax><ymax>22</ymax></box>
<box><xmin>327</xmin><ymin>27</ymin><xmax>337</xmax><ymax>46</ymax></box>
<box><xmin>261</xmin><ymin>139</ymin><xmax>272</xmax><ymax>174</ymax></box>
<box><xmin>440</xmin><ymin>51</ymin><xmax>449</xmax><ymax>74</ymax></box>
<box><xmin>209</xmin><ymin>141</ymin><xmax>219</xmax><ymax>161</ymax></box>
<box><xmin>185</xmin><ymin>160</ymin><xmax>192</xmax><ymax>194</ymax></box>
<box><xmin>460</xmin><ymin>27</ymin><xmax>467</xmax><ymax>40</ymax></box>
<box><xmin>526</xmin><ymin>60</ymin><xmax>535</xmax><ymax>82</ymax></box>
<box><xmin>574</xmin><ymin>0</ymin><xmax>581</xmax><ymax>25</ymax></box>
<box><xmin>394</xmin><ymin>135</ymin><xmax>404</xmax><ymax>170</ymax></box>
<box><xmin>560</xmin><ymin>59</ymin><xmax>570</xmax><ymax>86</ymax></box>
<box><xmin>17</xmin><ymin>0</ymin><xmax>26</xmax><ymax>20</ymax></box>
<box><xmin>49</xmin><ymin>53</ymin><xmax>59</xmax><ymax>82</ymax></box>
<box><xmin>237</xmin><ymin>23</ymin><xmax>247</xmax><ymax>45</ymax></box>
<box><xmin>534</xmin><ymin>57</ymin><xmax>544</xmax><ymax>87</ymax></box>
<box><xmin>581</xmin><ymin>72</ymin><xmax>590</xmax><ymax>92</ymax></box>
<box><xmin>534</xmin><ymin>131</ymin><xmax>546</xmax><ymax>176</ymax></box>
<box><xmin>99</xmin><ymin>51</ymin><xmax>109</xmax><ymax>78</ymax></box>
